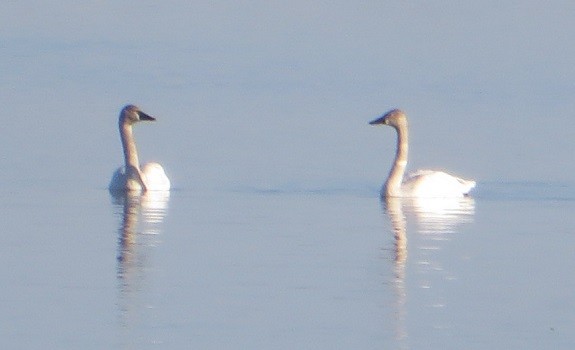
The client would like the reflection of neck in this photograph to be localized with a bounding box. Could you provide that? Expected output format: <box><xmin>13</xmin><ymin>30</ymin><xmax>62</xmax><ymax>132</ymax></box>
<box><xmin>385</xmin><ymin>125</ymin><xmax>408</xmax><ymax>197</ymax></box>
<box><xmin>118</xmin><ymin>193</ymin><xmax>141</xmax><ymax>270</ymax></box>
<box><xmin>383</xmin><ymin>197</ymin><xmax>408</xmax><ymax>345</ymax></box>
<box><xmin>385</xmin><ymin>198</ymin><xmax>407</xmax><ymax>267</ymax></box>
<box><xmin>120</xmin><ymin>123</ymin><xmax>140</xmax><ymax>169</ymax></box>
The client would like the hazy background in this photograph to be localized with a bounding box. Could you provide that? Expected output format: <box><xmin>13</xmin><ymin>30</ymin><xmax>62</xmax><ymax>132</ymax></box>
<box><xmin>2</xmin><ymin>1</ymin><xmax>575</xmax><ymax>190</ymax></box>
<box><xmin>2</xmin><ymin>2</ymin><xmax>575</xmax><ymax>349</ymax></box>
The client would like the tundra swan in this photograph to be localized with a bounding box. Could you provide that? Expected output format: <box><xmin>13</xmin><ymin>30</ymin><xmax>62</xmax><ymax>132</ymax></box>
<box><xmin>109</xmin><ymin>105</ymin><xmax>170</xmax><ymax>192</ymax></box>
<box><xmin>370</xmin><ymin>109</ymin><xmax>475</xmax><ymax>198</ymax></box>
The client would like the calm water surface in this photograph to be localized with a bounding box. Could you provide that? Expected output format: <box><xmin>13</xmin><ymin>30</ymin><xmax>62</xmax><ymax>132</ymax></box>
<box><xmin>3</xmin><ymin>2</ymin><xmax>575</xmax><ymax>349</ymax></box>
<box><xmin>1</xmin><ymin>182</ymin><xmax>574</xmax><ymax>349</ymax></box>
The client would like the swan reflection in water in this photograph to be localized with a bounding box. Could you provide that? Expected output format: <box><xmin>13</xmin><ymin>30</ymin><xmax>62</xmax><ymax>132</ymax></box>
<box><xmin>382</xmin><ymin>196</ymin><xmax>475</xmax><ymax>347</ymax></box>
<box><xmin>110</xmin><ymin>189</ymin><xmax>170</xmax><ymax>328</ymax></box>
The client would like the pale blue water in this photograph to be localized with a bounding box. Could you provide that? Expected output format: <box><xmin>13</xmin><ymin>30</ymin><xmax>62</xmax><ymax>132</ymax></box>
<box><xmin>1</xmin><ymin>182</ymin><xmax>574</xmax><ymax>349</ymax></box>
<box><xmin>2</xmin><ymin>1</ymin><xmax>575</xmax><ymax>349</ymax></box>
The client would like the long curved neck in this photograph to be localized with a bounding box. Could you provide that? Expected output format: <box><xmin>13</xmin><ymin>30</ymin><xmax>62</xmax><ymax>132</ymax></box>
<box><xmin>120</xmin><ymin>122</ymin><xmax>148</xmax><ymax>191</ymax></box>
<box><xmin>384</xmin><ymin>124</ymin><xmax>408</xmax><ymax>197</ymax></box>
<box><xmin>120</xmin><ymin>122</ymin><xmax>140</xmax><ymax>170</ymax></box>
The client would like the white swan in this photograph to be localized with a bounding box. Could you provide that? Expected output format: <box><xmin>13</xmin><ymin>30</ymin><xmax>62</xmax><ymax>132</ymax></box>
<box><xmin>370</xmin><ymin>109</ymin><xmax>475</xmax><ymax>198</ymax></box>
<box><xmin>109</xmin><ymin>105</ymin><xmax>171</xmax><ymax>192</ymax></box>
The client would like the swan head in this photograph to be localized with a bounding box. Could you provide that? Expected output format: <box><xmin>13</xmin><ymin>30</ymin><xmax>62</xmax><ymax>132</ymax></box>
<box><xmin>120</xmin><ymin>104</ymin><xmax>156</xmax><ymax>125</ymax></box>
<box><xmin>369</xmin><ymin>109</ymin><xmax>407</xmax><ymax>129</ymax></box>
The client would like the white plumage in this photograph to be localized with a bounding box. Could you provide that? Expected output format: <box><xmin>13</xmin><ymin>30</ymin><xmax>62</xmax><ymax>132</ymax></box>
<box><xmin>109</xmin><ymin>105</ymin><xmax>170</xmax><ymax>192</ymax></box>
<box><xmin>370</xmin><ymin>109</ymin><xmax>475</xmax><ymax>198</ymax></box>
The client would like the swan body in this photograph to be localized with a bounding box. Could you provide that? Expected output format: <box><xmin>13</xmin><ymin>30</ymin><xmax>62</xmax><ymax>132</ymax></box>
<box><xmin>109</xmin><ymin>105</ymin><xmax>170</xmax><ymax>192</ymax></box>
<box><xmin>370</xmin><ymin>109</ymin><xmax>475</xmax><ymax>198</ymax></box>
<box><xmin>399</xmin><ymin>170</ymin><xmax>475</xmax><ymax>197</ymax></box>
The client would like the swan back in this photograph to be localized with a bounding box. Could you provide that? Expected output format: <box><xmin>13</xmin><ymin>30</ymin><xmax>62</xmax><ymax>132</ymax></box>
<box><xmin>141</xmin><ymin>162</ymin><xmax>171</xmax><ymax>191</ymax></box>
<box><xmin>109</xmin><ymin>166</ymin><xmax>150</xmax><ymax>191</ymax></box>
<box><xmin>400</xmin><ymin>170</ymin><xmax>475</xmax><ymax>198</ymax></box>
